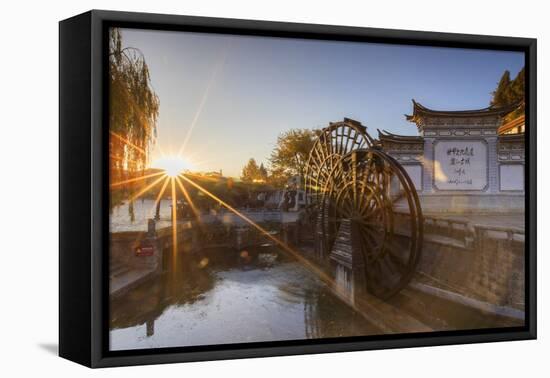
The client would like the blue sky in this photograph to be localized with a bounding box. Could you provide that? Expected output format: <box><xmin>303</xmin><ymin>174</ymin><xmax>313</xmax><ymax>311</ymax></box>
<box><xmin>119</xmin><ymin>28</ymin><xmax>524</xmax><ymax>177</ymax></box>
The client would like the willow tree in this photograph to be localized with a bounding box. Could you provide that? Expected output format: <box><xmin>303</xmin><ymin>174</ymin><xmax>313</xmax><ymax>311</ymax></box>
<box><xmin>109</xmin><ymin>28</ymin><xmax>159</xmax><ymax>211</ymax></box>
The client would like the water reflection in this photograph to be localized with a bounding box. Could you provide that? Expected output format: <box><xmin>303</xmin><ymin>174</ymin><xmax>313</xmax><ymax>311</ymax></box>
<box><xmin>110</xmin><ymin>246</ymin><xmax>380</xmax><ymax>350</ymax></box>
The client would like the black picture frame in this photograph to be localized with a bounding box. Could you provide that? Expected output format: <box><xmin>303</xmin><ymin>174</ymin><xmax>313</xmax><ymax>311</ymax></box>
<box><xmin>59</xmin><ymin>9</ymin><xmax>537</xmax><ymax>368</ymax></box>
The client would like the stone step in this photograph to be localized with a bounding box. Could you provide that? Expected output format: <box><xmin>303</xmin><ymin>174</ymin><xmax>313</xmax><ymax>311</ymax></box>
<box><xmin>351</xmin><ymin>292</ymin><xmax>433</xmax><ymax>334</ymax></box>
<box><xmin>385</xmin><ymin>282</ymin><xmax>524</xmax><ymax>331</ymax></box>
<box><xmin>110</xmin><ymin>264</ymin><xmax>130</xmax><ymax>278</ymax></box>
<box><xmin>389</xmin><ymin>287</ymin><xmax>451</xmax><ymax>330</ymax></box>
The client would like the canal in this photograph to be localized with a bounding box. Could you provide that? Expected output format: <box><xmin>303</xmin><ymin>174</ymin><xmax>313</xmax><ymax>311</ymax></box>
<box><xmin>109</xmin><ymin>245</ymin><xmax>381</xmax><ymax>351</ymax></box>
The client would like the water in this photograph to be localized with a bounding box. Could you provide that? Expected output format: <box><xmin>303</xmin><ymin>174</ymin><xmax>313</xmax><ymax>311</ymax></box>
<box><xmin>110</xmin><ymin>199</ymin><xmax>173</xmax><ymax>232</ymax></box>
<box><xmin>109</xmin><ymin>246</ymin><xmax>380</xmax><ymax>351</ymax></box>
<box><xmin>109</xmin><ymin>199</ymin><xmax>298</xmax><ymax>233</ymax></box>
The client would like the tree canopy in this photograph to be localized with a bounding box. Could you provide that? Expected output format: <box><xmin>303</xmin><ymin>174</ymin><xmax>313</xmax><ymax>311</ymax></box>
<box><xmin>241</xmin><ymin>158</ymin><xmax>268</xmax><ymax>183</ymax></box>
<box><xmin>268</xmin><ymin>128</ymin><xmax>320</xmax><ymax>186</ymax></box>
<box><xmin>491</xmin><ymin>67</ymin><xmax>525</xmax><ymax>122</ymax></box>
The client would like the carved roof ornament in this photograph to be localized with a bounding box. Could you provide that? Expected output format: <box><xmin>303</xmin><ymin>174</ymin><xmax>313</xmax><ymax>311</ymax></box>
<box><xmin>378</xmin><ymin>129</ymin><xmax>423</xmax><ymax>144</ymax></box>
<box><xmin>405</xmin><ymin>99</ymin><xmax>519</xmax><ymax>133</ymax></box>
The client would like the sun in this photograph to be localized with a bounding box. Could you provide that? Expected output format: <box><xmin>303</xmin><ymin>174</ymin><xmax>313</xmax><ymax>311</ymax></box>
<box><xmin>152</xmin><ymin>156</ymin><xmax>191</xmax><ymax>177</ymax></box>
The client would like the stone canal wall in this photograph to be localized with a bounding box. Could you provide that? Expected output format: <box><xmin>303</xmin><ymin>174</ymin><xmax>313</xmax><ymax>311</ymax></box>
<box><xmin>306</xmin><ymin>212</ymin><xmax>525</xmax><ymax>319</ymax></box>
<box><xmin>395</xmin><ymin>214</ymin><xmax>525</xmax><ymax>315</ymax></box>
<box><xmin>110</xmin><ymin>231</ymin><xmax>161</xmax><ymax>271</ymax></box>
<box><xmin>415</xmin><ymin>225</ymin><xmax>524</xmax><ymax>310</ymax></box>
<box><xmin>110</xmin><ymin>230</ymin><xmax>162</xmax><ymax>297</ymax></box>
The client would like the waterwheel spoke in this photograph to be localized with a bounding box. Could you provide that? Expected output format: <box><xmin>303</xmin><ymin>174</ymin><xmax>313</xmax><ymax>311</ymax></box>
<box><xmin>385</xmin><ymin>239</ymin><xmax>409</xmax><ymax>268</ymax></box>
<box><xmin>343</xmin><ymin>125</ymin><xmax>352</xmax><ymax>155</ymax></box>
<box><xmin>357</xmin><ymin>224</ymin><xmax>380</xmax><ymax>259</ymax></box>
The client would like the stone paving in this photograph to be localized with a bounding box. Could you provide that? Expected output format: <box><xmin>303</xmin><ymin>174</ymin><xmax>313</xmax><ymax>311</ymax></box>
<box><xmin>425</xmin><ymin>212</ymin><xmax>525</xmax><ymax>231</ymax></box>
<box><xmin>110</xmin><ymin>267</ymin><xmax>157</xmax><ymax>297</ymax></box>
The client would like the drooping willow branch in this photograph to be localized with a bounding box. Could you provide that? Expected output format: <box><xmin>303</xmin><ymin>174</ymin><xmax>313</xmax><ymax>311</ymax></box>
<box><xmin>109</xmin><ymin>28</ymin><xmax>160</xmax><ymax>213</ymax></box>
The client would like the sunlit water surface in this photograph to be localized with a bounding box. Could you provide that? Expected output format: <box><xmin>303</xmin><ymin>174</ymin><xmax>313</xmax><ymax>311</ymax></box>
<box><xmin>109</xmin><ymin>247</ymin><xmax>380</xmax><ymax>350</ymax></box>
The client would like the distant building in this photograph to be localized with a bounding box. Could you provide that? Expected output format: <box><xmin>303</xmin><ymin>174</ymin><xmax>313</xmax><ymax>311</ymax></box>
<box><xmin>498</xmin><ymin>114</ymin><xmax>526</xmax><ymax>135</ymax></box>
<box><xmin>278</xmin><ymin>175</ymin><xmax>306</xmax><ymax>212</ymax></box>
<box><xmin>203</xmin><ymin>170</ymin><xmax>223</xmax><ymax>178</ymax></box>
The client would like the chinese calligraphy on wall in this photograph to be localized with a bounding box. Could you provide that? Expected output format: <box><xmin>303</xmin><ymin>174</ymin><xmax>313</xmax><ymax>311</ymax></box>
<box><xmin>434</xmin><ymin>140</ymin><xmax>487</xmax><ymax>190</ymax></box>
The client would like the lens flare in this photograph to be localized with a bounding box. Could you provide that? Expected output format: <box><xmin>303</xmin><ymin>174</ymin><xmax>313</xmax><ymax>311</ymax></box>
<box><xmin>152</xmin><ymin>156</ymin><xmax>191</xmax><ymax>177</ymax></box>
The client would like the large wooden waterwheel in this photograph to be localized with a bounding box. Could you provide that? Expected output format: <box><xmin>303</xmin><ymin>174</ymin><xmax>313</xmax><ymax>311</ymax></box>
<box><xmin>304</xmin><ymin>118</ymin><xmax>423</xmax><ymax>300</ymax></box>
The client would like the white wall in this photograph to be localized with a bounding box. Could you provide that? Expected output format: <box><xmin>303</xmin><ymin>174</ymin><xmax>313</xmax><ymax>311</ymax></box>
<box><xmin>500</xmin><ymin>164</ymin><xmax>525</xmax><ymax>191</ymax></box>
<box><xmin>403</xmin><ymin>164</ymin><xmax>423</xmax><ymax>191</ymax></box>
<box><xmin>0</xmin><ymin>0</ymin><xmax>547</xmax><ymax>376</ymax></box>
